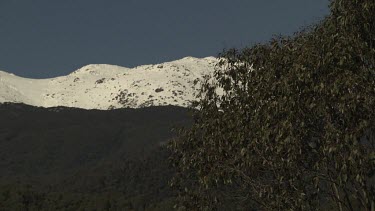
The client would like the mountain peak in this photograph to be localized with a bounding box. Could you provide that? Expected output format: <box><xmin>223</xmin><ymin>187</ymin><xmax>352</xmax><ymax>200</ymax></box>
<box><xmin>0</xmin><ymin>57</ymin><xmax>218</xmax><ymax>109</ymax></box>
<box><xmin>70</xmin><ymin>64</ymin><xmax>129</xmax><ymax>76</ymax></box>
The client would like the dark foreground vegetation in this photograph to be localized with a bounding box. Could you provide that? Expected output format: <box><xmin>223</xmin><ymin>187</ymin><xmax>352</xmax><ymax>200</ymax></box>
<box><xmin>169</xmin><ymin>0</ymin><xmax>375</xmax><ymax>210</ymax></box>
<box><xmin>0</xmin><ymin>103</ymin><xmax>192</xmax><ymax>210</ymax></box>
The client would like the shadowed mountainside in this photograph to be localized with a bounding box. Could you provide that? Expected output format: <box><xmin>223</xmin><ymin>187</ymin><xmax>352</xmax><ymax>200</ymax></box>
<box><xmin>0</xmin><ymin>103</ymin><xmax>192</xmax><ymax>210</ymax></box>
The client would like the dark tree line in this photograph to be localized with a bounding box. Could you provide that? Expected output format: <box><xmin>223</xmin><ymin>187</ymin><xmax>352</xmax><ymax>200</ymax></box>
<box><xmin>0</xmin><ymin>147</ymin><xmax>177</xmax><ymax>211</ymax></box>
<box><xmin>0</xmin><ymin>104</ymin><xmax>191</xmax><ymax>210</ymax></box>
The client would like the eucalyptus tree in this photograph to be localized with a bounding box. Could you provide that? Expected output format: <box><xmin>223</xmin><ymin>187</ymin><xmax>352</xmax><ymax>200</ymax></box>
<box><xmin>168</xmin><ymin>0</ymin><xmax>375</xmax><ymax>210</ymax></box>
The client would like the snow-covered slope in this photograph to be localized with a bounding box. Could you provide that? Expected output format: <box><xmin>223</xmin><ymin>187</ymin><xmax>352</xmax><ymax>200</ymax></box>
<box><xmin>0</xmin><ymin>57</ymin><xmax>218</xmax><ymax>109</ymax></box>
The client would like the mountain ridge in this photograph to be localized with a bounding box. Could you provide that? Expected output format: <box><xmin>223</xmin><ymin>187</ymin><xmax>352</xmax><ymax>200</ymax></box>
<box><xmin>0</xmin><ymin>56</ymin><xmax>218</xmax><ymax>110</ymax></box>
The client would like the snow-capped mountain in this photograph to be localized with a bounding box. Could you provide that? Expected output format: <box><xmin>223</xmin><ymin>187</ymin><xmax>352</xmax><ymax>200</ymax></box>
<box><xmin>0</xmin><ymin>57</ymin><xmax>218</xmax><ymax>109</ymax></box>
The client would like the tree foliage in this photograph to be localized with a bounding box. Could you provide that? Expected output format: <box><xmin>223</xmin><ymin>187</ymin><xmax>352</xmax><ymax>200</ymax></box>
<box><xmin>168</xmin><ymin>0</ymin><xmax>375</xmax><ymax>210</ymax></box>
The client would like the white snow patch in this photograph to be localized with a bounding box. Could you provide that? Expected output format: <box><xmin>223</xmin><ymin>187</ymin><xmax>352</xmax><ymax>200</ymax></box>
<box><xmin>0</xmin><ymin>57</ymin><xmax>219</xmax><ymax>109</ymax></box>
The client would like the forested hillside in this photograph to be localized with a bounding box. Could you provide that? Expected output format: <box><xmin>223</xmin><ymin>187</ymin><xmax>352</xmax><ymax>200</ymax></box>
<box><xmin>0</xmin><ymin>103</ymin><xmax>192</xmax><ymax>210</ymax></box>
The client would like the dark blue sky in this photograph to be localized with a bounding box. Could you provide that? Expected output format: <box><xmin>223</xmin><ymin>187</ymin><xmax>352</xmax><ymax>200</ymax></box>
<box><xmin>0</xmin><ymin>0</ymin><xmax>330</xmax><ymax>78</ymax></box>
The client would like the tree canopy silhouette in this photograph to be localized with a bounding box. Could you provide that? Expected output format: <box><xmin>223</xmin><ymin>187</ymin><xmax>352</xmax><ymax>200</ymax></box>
<box><xmin>168</xmin><ymin>0</ymin><xmax>375</xmax><ymax>210</ymax></box>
